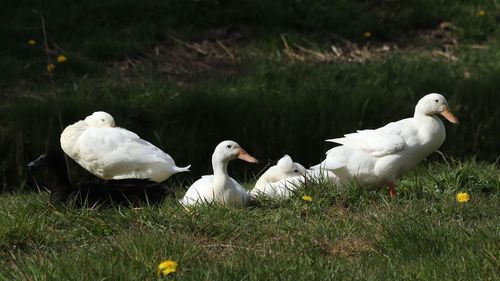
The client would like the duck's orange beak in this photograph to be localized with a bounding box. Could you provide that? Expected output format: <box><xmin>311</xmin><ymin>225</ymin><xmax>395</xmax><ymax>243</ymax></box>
<box><xmin>238</xmin><ymin>149</ymin><xmax>259</xmax><ymax>163</ymax></box>
<box><xmin>440</xmin><ymin>107</ymin><xmax>459</xmax><ymax>124</ymax></box>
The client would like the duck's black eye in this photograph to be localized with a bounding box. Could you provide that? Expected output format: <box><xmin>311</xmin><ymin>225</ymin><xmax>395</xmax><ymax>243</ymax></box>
<box><xmin>434</xmin><ymin>99</ymin><xmax>439</xmax><ymax>103</ymax></box>
<box><xmin>294</xmin><ymin>169</ymin><xmax>298</xmax><ymax>173</ymax></box>
<box><xmin>226</xmin><ymin>145</ymin><xmax>232</xmax><ymax>148</ymax></box>
<box><xmin>101</xmin><ymin>119</ymin><xmax>105</xmax><ymax>122</ymax></box>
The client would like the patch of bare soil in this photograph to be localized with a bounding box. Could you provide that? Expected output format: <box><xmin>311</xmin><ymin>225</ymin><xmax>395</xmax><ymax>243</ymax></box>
<box><xmin>314</xmin><ymin>237</ymin><xmax>372</xmax><ymax>260</ymax></box>
<box><xmin>330</xmin><ymin>238</ymin><xmax>372</xmax><ymax>259</ymax></box>
<box><xmin>280</xmin><ymin>21</ymin><xmax>460</xmax><ymax>63</ymax></box>
<box><xmin>111</xmin><ymin>26</ymin><xmax>245</xmax><ymax>83</ymax></box>
<box><xmin>110</xmin><ymin>21</ymin><xmax>485</xmax><ymax>82</ymax></box>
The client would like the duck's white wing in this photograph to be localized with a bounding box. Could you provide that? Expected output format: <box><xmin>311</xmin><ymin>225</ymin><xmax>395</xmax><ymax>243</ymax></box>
<box><xmin>75</xmin><ymin>127</ymin><xmax>185</xmax><ymax>180</ymax></box>
<box><xmin>305</xmin><ymin>169</ymin><xmax>338</xmax><ymax>180</ymax></box>
<box><xmin>81</xmin><ymin>127</ymin><xmax>174</xmax><ymax>162</ymax></box>
<box><xmin>179</xmin><ymin>176</ymin><xmax>214</xmax><ymax>206</ymax></box>
<box><xmin>250</xmin><ymin>175</ymin><xmax>305</xmax><ymax>199</ymax></box>
<box><xmin>327</xmin><ymin>119</ymin><xmax>409</xmax><ymax>157</ymax></box>
<box><xmin>313</xmin><ymin>156</ymin><xmax>346</xmax><ymax>171</ymax></box>
<box><xmin>180</xmin><ymin>175</ymin><xmax>247</xmax><ymax>206</ymax></box>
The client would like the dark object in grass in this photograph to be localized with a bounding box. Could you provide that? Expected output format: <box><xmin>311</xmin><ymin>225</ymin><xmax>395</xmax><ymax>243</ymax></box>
<box><xmin>27</xmin><ymin>147</ymin><xmax>173</xmax><ymax>206</ymax></box>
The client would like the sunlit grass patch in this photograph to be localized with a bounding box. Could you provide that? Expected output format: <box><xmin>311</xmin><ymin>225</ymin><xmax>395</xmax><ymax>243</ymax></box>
<box><xmin>1</xmin><ymin>161</ymin><xmax>498</xmax><ymax>280</ymax></box>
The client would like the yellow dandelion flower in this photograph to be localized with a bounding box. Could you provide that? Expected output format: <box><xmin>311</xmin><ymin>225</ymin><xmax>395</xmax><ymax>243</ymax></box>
<box><xmin>57</xmin><ymin>55</ymin><xmax>67</xmax><ymax>63</ymax></box>
<box><xmin>47</xmin><ymin>63</ymin><xmax>56</xmax><ymax>73</ymax></box>
<box><xmin>302</xmin><ymin>195</ymin><xmax>313</xmax><ymax>202</ymax></box>
<box><xmin>456</xmin><ymin>192</ymin><xmax>470</xmax><ymax>203</ymax></box>
<box><xmin>364</xmin><ymin>31</ymin><xmax>372</xmax><ymax>38</ymax></box>
<box><xmin>478</xmin><ymin>10</ymin><xmax>486</xmax><ymax>16</ymax></box>
<box><xmin>27</xmin><ymin>39</ymin><xmax>36</xmax><ymax>46</ymax></box>
<box><xmin>157</xmin><ymin>260</ymin><xmax>177</xmax><ymax>276</ymax></box>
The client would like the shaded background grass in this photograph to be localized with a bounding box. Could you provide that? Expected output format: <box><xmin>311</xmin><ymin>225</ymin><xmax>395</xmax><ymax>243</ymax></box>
<box><xmin>1</xmin><ymin>0</ymin><xmax>499</xmax><ymax>191</ymax></box>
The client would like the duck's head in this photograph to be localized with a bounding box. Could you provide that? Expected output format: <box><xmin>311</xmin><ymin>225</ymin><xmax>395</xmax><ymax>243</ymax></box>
<box><xmin>212</xmin><ymin>140</ymin><xmax>259</xmax><ymax>165</ymax></box>
<box><xmin>256</xmin><ymin>154</ymin><xmax>306</xmax><ymax>185</ymax></box>
<box><xmin>28</xmin><ymin>147</ymin><xmax>72</xmax><ymax>189</ymax></box>
<box><xmin>28</xmin><ymin>149</ymin><xmax>65</xmax><ymax>172</ymax></box>
<box><xmin>275</xmin><ymin>154</ymin><xmax>306</xmax><ymax>176</ymax></box>
<box><xmin>84</xmin><ymin>111</ymin><xmax>116</xmax><ymax>128</ymax></box>
<box><xmin>415</xmin><ymin>93</ymin><xmax>459</xmax><ymax>124</ymax></box>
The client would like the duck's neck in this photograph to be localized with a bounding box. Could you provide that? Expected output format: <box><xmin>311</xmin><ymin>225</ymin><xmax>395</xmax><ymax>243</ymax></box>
<box><xmin>413</xmin><ymin>110</ymin><xmax>446</xmax><ymax>146</ymax></box>
<box><xmin>212</xmin><ymin>159</ymin><xmax>230</xmax><ymax>191</ymax></box>
<box><xmin>414</xmin><ymin>110</ymin><xmax>438</xmax><ymax>122</ymax></box>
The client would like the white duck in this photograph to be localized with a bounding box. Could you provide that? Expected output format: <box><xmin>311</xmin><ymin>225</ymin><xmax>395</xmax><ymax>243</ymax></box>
<box><xmin>180</xmin><ymin>140</ymin><xmax>258</xmax><ymax>207</ymax></box>
<box><xmin>250</xmin><ymin>155</ymin><xmax>307</xmax><ymax>199</ymax></box>
<box><xmin>60</xmin><ymin>111</ymin><xmax>190</xmax><ymax>183</ymax></box>
<box><xmin>311</xmin><ymin>93</ymin><xmax>459</xmax><ymax>197</ymax></box>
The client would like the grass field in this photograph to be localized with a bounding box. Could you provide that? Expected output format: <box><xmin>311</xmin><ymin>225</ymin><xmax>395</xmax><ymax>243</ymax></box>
<box><xmin>1</xmin><ymin>1</ymin><xmax>500</xmax><ymax>280</ymax></box>
<box><xmin>1</xmin><ymin>161</ymin><xmax>499</xmax><ymax>280</ymax></box>
<box><xmin>2</xmin><ymin>0</ymin><xmax>500</xmax><ymax>190</ymax></box>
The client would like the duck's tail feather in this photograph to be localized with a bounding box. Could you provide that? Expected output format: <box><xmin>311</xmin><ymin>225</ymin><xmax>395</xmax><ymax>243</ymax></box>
<box><xmin>310</xmin><ymin>163</ymin><xmax>321</xmax><ymax>170</ymax></box>
<box><xmin>176</xmin><ymin>164</ymin><xmax>191</xmax><ymax>173</ymax></box>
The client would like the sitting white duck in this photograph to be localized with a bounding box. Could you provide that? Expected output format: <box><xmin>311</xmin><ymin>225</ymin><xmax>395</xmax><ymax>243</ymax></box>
<box><xmin>250</xmin><ymin>154</ymin><xmax>307</xmax><ymax>199</ymax></box>
<box><xmin>28</xmin><ymin>147</ymin><xmax>171</xmax><ymax>206</ymax></box>
<box><xmin>180</xmin><ymin>140</ymin><xmax>258</xmax><ymax>207</ymax></box>
<box><xmin>60</xmin><ymin>111</ymin><xmax>190</xmax><ymax>183</ymax></box>
<box><xmin>311</xmin><ymin>93</ymin><xmax>459</xmax><ymax>197</ymax></box>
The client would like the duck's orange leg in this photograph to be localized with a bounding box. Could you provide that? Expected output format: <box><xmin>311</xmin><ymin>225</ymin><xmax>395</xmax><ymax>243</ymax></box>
<box><xmin>387</xmin><ymin>182</ymin><xmax>397</xmax><ymax>198</ymax></box>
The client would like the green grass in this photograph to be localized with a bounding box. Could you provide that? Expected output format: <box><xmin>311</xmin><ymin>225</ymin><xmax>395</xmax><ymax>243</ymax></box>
<box><xmin>3</xmin><ymin>47</ymin><xmax>500</xmax><ymax>191</ymax></box>
<box><xmin>1</xmin><ymin>2</ymin><xmax>500</xmax><ymax>278</ymax></box>
<box><xmin>1</xmin><ymin>161</ymin><xmax>498</xmax><ymax>280</ymax></box>
<box><xmin>2</xmin><ymin>1</ymin><xmax>500</xmax><ymax>190</ymax></box>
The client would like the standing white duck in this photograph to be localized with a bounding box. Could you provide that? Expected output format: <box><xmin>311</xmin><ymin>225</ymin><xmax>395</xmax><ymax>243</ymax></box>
<box><xmin>180</xmin><ymin>140</ymin><xmax>258</xmax><ymax>207</ymax></box>
<box><xmin>311</xmin><ymin>93</ymin><xmax>459</xmax><ymax>197</ymax></box>
<box><xmin>250</xmin><ymin>154</ymin><xmax>307</xmax><ymax>199</ymax></box>
<box><xmin>60</xmin><ymin>111</ymin><xmax>190</xmax><ymax>183</ymax></box>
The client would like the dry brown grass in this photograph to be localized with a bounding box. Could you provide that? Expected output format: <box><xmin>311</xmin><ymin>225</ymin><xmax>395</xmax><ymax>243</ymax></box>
<box><xmin>279</xmin><ymin>22</ymin><xmax>460</xmax><ymax>63</ymax></box>
<box><xmin>105</xmin><ymin>21</ymin><xmax>467</xmax><ymax>86</ymax></box>
<box><xmin>330</xmin><ymin>238</ymin><xmax>372</xmax><ymax>259</ymax></box>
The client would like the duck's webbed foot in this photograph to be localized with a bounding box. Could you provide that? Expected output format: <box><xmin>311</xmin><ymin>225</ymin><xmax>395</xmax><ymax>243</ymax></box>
<box><xmin>387</xmin><ymin>182</ymin><xmax>397</xmax><ymax>198</ymax></box>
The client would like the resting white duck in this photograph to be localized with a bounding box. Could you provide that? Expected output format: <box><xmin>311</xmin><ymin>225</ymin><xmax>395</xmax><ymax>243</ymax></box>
<box><xmin>28</xmin><ymin>147</ymin><xmax>171</xmax><ymax>205</ymax></box>
<box><xmin>311</xmin><ymin>93</ymin><xmax>459</xmax><ymax>197</ymax></box>
<box><xmin>250</xmin><ymin>154</ymin><xmax>307</xmax><ymax>199</ymax></box>
<box><xmin>180</xmin><ymin>140</ymin><xmax>258</xmax><ymax>207</ymax></box>
<box><xmin>60</xmin><ymin>111</ymin><xmax>190</xmax><ymax>183</ymax></box>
